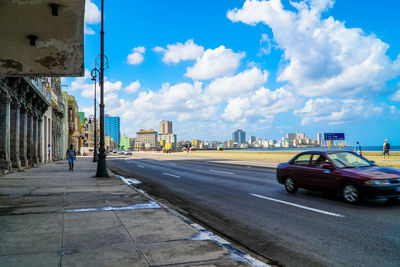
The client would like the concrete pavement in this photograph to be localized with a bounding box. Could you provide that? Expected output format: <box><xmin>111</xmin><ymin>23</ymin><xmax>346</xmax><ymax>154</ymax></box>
<box><xmin>0</xmin><ymin>157</ymin><xmax>268</xmax><ymax>266</ymax></box>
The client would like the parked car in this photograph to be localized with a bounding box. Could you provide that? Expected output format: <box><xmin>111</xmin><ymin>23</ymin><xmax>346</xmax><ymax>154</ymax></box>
<box><xmin>277</xmin><ymin>151</ymin><xmax>400</xmax><ymax>203</ymax></box>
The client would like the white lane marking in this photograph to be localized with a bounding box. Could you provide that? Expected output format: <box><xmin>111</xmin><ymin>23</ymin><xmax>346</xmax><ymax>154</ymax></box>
<box><xmin>137</xmin><ymin>165</ymin><xmax>144</xmax><ymax>168</ymax></box>
<box><xmin>209</xmin><ymin>169</ymin><xmax>235</xmax><ymax>175</ymax></box>
<box><xmin>163</xmin><ymin>173</ymin><xmax>180</xmax><ymax>178</ymax></box>
<box><xmin>250</xmin><ymin>193</ymin><xmax>345</xmax><ymax>218</ymax></box>
<box><xmin>168</xmin><ymin>163</ymin><xmax>177</xmax><ymax>165</ymax></box>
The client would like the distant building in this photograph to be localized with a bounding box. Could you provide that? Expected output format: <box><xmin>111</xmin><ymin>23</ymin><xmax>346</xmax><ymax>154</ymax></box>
<box><xmin>232</xmin><ymin>129</ymin><xmax>246</xmax><ymax>144</ymax></box>
<box><xmin>158</xmin><ymin>133</ymin><xmax>177</xmax><ymax>150</ymax></box>
<box><xmin>105</xmin><ymin>115</ymin><xmax>120</xmax><ymax>146</ymax></box>
<box><xmin>317</xmin><ymin>133</ymin><xmax>322</xmax><ymax>146</ymax></box>
<box><xmin>136</xmin><ymin>129</ymin><xmax>158</xmax><ymax>150</ymax></box>
<box><xmin>192</xmin><ymin>139</ymin><xmax>201</xmax><ymax>149</ymax></box>
<box><xmin>249</xmin><ymin>136</ymin><xmax>256</xmax><ymax>145</ymax></box>
<box><xmin>160</xmin><ymin>120</ymin><xmax>173</xmax><ymax>134</ymax></box>
<box><xmin>120</xmin><ymin>134</ymin><xmax>130</xmax><ymax>151</ymax></box>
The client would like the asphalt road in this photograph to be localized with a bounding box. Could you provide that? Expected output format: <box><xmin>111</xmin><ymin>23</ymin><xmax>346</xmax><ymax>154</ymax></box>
<box><xmin>107</xmin><ymin>155</ymin><xmax>400</xmax><ymax>267</ymax></box>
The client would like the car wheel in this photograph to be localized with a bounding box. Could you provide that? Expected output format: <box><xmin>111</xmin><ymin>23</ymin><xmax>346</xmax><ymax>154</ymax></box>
<box><xmin>342</xmin><ymin>183</ymin><xmax>360</xmax><ymax>204</ymax></box>
<box><xmin>285</xmin><ymin>177</ymin><xmax>298</xmax><ymax>193</ymax></box>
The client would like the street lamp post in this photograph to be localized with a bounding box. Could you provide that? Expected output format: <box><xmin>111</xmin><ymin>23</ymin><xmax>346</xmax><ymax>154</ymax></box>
<box><xmin>88</xmin><ymin>115</ymin><xmax>97</xmax><ymax>161</ymax></box>
<box><xmin>96</xmin><ymin>0</ymin><xmax>109</xmax><ymax>177</ymax></box>
<box><xmin>90</xmin><ymin>68</ymin><xmax>100</xmax><ymax>162</ymax></box>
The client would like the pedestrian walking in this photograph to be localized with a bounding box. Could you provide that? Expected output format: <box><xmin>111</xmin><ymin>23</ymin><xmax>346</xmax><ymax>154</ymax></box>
<box><xmin>383</xmin><ymin>139</ymin><xmax>390</xmax><ymax>160</ymax></box>
<box><xmin>47</xmin><ymin>144</ymin><xmax>51</xmax><ymax>162</ymax></box>
<box><xmin>353</xmin><ymin>141</ymin><xmax>362</xmax><ymax>156</ymax></box>
<box><xmin>66</xmin><ymin>144</ymin><xmax>76</xmax><ymax>171</ymax></box>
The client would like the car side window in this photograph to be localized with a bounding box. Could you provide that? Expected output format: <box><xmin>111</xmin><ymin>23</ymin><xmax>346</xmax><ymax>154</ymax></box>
<box><xmin>293</xmin><ymin>154</ymin><xmax>312</xmax><ymax>166</ymax></box>
<box><xmin>310</xmin><ymin>154</ymin><xmax>329</xmax><ymax>169</ymax></box>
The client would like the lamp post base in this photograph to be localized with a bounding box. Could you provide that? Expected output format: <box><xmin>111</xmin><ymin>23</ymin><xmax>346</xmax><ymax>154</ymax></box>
<box><xmin>93</xmin><ymin>149</ymin><xmax>98</xmax><ymax>162</ymax></box>
<box><xmin>95</xmin><ymin>152</ymin><xmax>109</xmax><ymax>177</ymax></box>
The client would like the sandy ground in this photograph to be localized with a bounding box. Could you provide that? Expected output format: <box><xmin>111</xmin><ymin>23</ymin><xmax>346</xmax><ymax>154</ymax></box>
<box><xmin>166</xmin><ymin>150</ymin><xmax>400</xmax><ymax>168</ymax></box>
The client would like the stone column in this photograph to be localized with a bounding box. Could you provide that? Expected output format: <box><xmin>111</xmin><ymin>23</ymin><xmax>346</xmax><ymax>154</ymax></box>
<box><xmin>20</xmin><ymin>105</ymin><xmax>28</xmax><ymax>168</ymax></box>
<box><xmin>33</xmin><ymin>113</ymin><xmax>39</xmax><ymax>165</ymax></box>
<box><xmin>0</xmin><ymin>90</ymin><xmax>11</xmax><ymax>173</ymax></box>
<box><xmin>10</xmin><ymin>98</ymin><xmax>21</xmax><ymax>170</ymax></box>
<box><xmin>27</xmin><ymin>110</ymin><xmax>34</xmax><ymax>167</ymax></box>
<box><xmin>38</xmin><ymin>117</ymin><xmax>43</xmax><ymax>164</ymax></box>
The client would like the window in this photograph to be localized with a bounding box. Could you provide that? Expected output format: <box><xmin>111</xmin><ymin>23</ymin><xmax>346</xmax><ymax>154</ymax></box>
<box><xmin>310</xmin><ymin>154</ymin><xmax>329</xmax><ymax>168</ymax></box>
<box><xmin>293</xmin><ymin>154</ymin><xmax>312</xmax><ymax>166</ymax></box>
<box><xmin>327</xmin><ymin>152</ymin><xmax>373</xmax><ymax>168</ymax></box>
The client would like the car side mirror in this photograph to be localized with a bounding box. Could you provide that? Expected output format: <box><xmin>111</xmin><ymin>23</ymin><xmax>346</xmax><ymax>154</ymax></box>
<box><xmin>322</xmin><ymin>163</ymin><xmax>333</xmax><ymax>170</ymax></box>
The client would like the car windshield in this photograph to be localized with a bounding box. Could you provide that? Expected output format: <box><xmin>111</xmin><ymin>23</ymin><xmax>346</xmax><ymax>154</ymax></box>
<box><xmin>326</xmin><ymin>152</ymin><xmax>373</xmax><ymax>168</ymax></box>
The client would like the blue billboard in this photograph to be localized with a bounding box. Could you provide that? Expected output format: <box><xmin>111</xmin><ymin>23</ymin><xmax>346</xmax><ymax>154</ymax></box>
<box><xmin>324</xmin><ymin>133</ymin><xmax>345</xmax><ymax>140</ymax></box>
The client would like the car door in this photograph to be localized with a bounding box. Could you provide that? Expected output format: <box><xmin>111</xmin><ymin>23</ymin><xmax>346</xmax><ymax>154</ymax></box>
<box><xmin>308</xmin><ymin>154</ymin><xmax>341</xmax><ymax>192</ymax></box>
<box><xmin>290</xmin><ymin>153</ymin><xmax>313</xmax><ymax>187</ymax></box>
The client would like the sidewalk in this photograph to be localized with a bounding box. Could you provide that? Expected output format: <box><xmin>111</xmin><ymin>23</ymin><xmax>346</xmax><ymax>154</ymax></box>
<box><xmin>0</xmin><ymin>157</ymin><xmax>267</xmax><ymax>266</ymax></box>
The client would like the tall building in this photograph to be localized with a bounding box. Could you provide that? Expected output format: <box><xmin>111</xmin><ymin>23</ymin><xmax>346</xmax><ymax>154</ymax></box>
<box><xmin>105</xmin><ymin>115</ymin><xmax>120</xmax><ymax>146</ymax></box>
<box><xmin>160</xmin><ymin>120</ymin><xmax>173</xmax><ymax>134</ymax></box>
<box><xmin>249</xmin><ymin>136</ymin><xmax>256</xmax><ymax>145</ymax></box>
<box><xmin>317</xmin><ymin>133</ymin><xmax>322</xmax><ymax>146</ymax></box>
<box><xmin>232</xmin><ymin>129</ymin><xmax>246</xmax><ymax>144</ymax></box>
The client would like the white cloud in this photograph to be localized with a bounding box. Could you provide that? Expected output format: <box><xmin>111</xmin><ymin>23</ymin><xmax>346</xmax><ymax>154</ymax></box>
<box><xmin>84</xmin><ymin>0</ymin><xmax>101</xmax><ymax>35</ymax></box>
<box><xmin>294</xmin><ymin>98</ymin><xmax>383</xmax><ymax>125</ymax></box>
<box><xmin>206</xmin><ymin>67</ymin><xmax>268</xmax><ymax>101</ymax></box>
<box><xmin>223</xmin><ymin>87</ymin><xmax>297</xmax><ymax>123</ymax></box>
<box><xmin>185</xmin><ymin>46</ymin><xmax>246</xmax><ymax>80</ymax></box>
<box><xmin>153</xmin><ymin>39</ymin><xmax>204</xmax><ymax>64</ymax></box>
<box><xmin>259</xmin><ymin>33</ymin><xmax>272</xmax><ymax>56</ymax></box>
<box><xmin>127</xmin><ymin>47</ymin><xmax>146</xmax><ymax>65</ymax></box>
<box><xmin>227</xmin><ymin>0</ymin><xmax>400</xmax><ymax>97</ymax></box>
<box><xmin>133</xmin><ymin>47</ymin><xmax>146</xmax><ymax>54</ymax></box>
<box><xmin>104</xmin><ymin>81</ymin><xmax>122</xmax><ymax>94</ymax></box>
<box><xmin>125</xmin><ymin>80</ymin><xmax>141</xmax><ymax>94</ymax></box>
<box><xmin>390</xmin><ymin>83</ymin><xmax>400</xmax><ymax>101</ymax></box>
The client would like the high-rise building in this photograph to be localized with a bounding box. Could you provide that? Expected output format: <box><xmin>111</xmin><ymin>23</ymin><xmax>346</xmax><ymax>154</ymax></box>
<box><xmin>160</xmin><ymin>120</ymin><xmax>173</xmax><ymax>134</ymax></box>
<box><xmin>249</xmin><ymin>136</ymin><xmax>256</xmax><ymax>145</ymax></box>
<box><xmin>104</xmin><ymin>115</ymin><xmax>120</xmax><ymax>146</ymax></box>
<box><xmin>232</xmin><ymin>129</ymin><xmax>246</xmax><ymax>144</ymax></box>
<box><xmin>317</xmin><ymin>133</ymin><xmax>322</xmax><ymax>146</ymax></box>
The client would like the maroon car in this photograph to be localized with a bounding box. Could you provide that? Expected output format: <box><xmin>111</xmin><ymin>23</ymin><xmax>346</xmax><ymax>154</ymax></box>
<box><xmin>277</xmin><ymin>151</ymin><xmax>400</xmax><ymax>203</ymax></box>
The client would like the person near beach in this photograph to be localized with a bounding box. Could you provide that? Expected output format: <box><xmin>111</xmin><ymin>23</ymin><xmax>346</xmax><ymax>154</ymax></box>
<box><xmin>353</xmin><ymin>141</ymin><xmax>362</xmax><ymax>156</ymax></box>
<box><xmin>383</xmin><ymin>139</ymin><xmax>390</xmax><ymax>160</ymax></box>
<box><xmin>66</xmin><ymin>144</ymin><xmax>76</xmax><ymax>171</ymax></box>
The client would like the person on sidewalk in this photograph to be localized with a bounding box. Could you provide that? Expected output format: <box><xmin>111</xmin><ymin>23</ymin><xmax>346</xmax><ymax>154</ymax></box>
<box><xmin>353</xmin><ymin>141</ymin><xmax>362</xmax><ymax>156</ymax></box>
<box><xmin>47</xmin><ymin>144</ymin><xmax>51</xmax><ymax>162</ymax></box>
<box><xmin>383</xmin><ymin>139</ymin><xmax>390</xmax><ymax>160</ymax></box>
<box><xmin>66</xmin><ymin>144</ymin><xmax>76</xmax><ymax>171</ymax></box>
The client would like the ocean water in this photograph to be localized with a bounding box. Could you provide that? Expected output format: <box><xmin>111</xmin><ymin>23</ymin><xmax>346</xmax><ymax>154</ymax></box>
<box><xmin>236</xmin><ymin>146</ymin><xmax>400</xmax><ymax>152</ymax></box>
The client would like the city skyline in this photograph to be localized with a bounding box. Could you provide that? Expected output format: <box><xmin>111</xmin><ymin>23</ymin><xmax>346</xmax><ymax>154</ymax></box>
<box><xmin>65</xmin><ymin>0</ymin><xmax>400</xmax><ymax>145</ymax></box>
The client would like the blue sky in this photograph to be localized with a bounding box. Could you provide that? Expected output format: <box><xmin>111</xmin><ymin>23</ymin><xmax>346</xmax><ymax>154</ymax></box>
<box><xmin>65</xmin><ymin>0</ymin><xmax>400</xmax><ymax>145</ymax></box>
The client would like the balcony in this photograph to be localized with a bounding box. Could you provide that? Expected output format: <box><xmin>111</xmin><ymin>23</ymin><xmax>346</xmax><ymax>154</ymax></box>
<box><xmin>25</xmin><ymin>77</ymin><xmax>51</xmax><ymax>104</ymax></box>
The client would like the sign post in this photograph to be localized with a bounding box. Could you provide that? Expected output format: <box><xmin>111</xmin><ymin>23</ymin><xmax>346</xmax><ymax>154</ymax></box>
<box><xmin>324</xmin><ymin>133</ymin><xmax>345</xmax><ymax>150</ymax></box>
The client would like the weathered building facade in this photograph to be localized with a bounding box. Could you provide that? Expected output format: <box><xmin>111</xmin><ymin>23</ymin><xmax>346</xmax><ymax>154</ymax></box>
<box><xmin>0</xmin><ymin>77</ymin><xmax>50</xmax><ymax>174</ymax></box>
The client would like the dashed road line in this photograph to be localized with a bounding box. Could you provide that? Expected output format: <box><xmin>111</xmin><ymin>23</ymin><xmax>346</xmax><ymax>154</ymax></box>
<box><xmin>168</xmin><ymin>163</ymin><xmax>177</xmax><ymax>165</ymax></box>
<box><xmin>250</xmin><ymin>193</ymin><xmax>345</xmax><ymax>218</ymax></box>
<box><xmin>209</xmin><ymin>170</ymin><xmax>235</xmax><ymax>175</ymax></box>
<box><xmin>163</xmin><ymin>173</ymin><xmax>181</xmax><ymax>178</ymax></box>
<box><xmin>137</xmin><ymin>165</ymin><xmax>144</xmax><ymax>168</ymax></box>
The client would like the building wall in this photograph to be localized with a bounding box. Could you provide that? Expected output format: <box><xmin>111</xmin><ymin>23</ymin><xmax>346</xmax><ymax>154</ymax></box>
<box><xmin>120</xmin><ymin>135</ymin><xmax>130</xmax><ymax>151</ymax></box>
<box><xmin>105</xmin><ymin>115</ymin><xmax>120</xmax><ymax>146</ymax></box>
<box><xmin>158</xmin><ymin>133</ymin><xmax>177</xmax><ymax>150</ymax></box>
<box><xmin>160</xmin><ymin>120</ymin><xmax>172</xmax><ymax>134</ymax></box>
<box><xmin>136</xmin><ymin>129</ymin><xmax>158</xmax><ymax>149</ymax></box>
